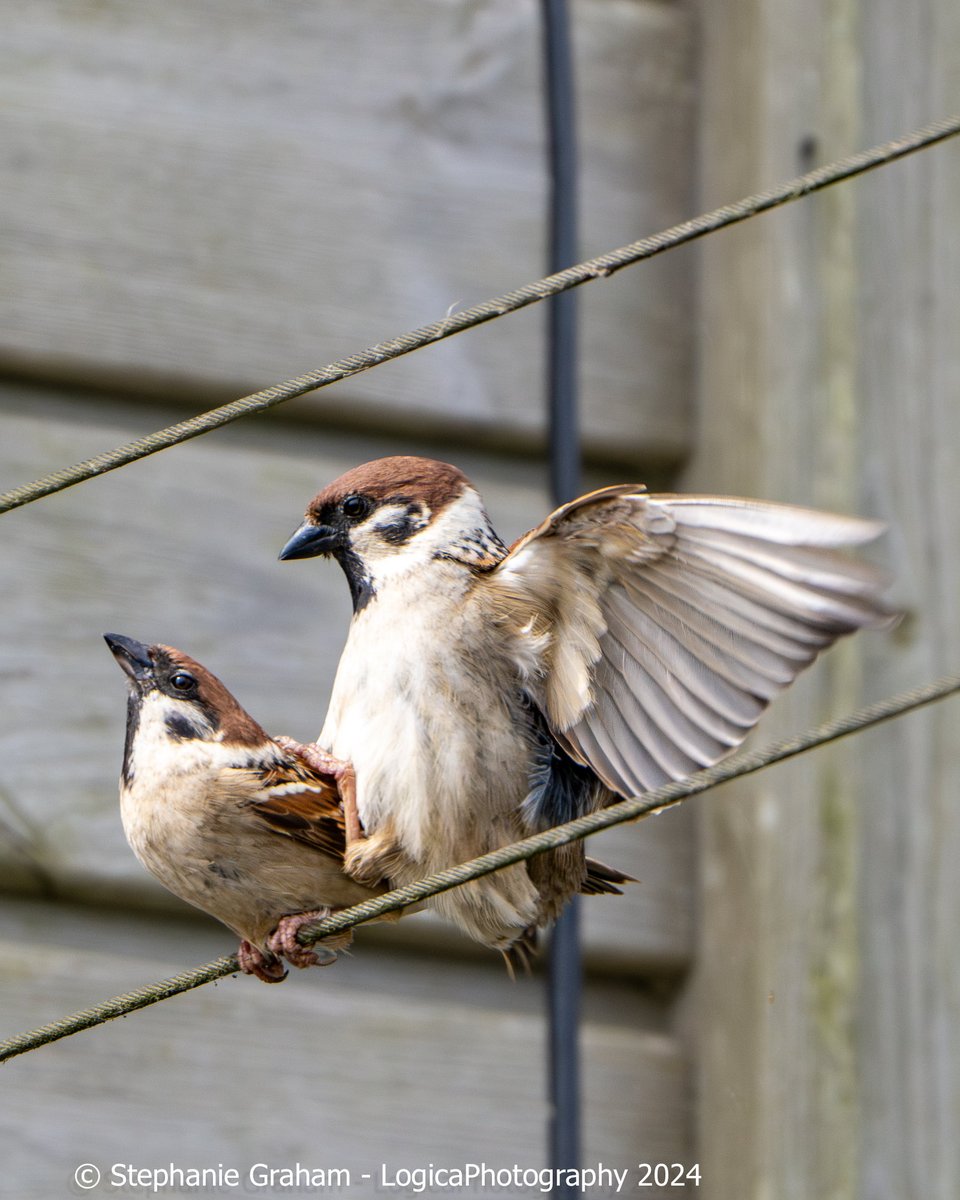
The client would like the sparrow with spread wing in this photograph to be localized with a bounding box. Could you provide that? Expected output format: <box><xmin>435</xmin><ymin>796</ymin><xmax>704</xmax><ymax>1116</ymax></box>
<box><xmin>105</xmin><ymin>633</ymin><xmax>386</xmax><ymax>982</ymax></box>
<box><xmin>279</xmin><ymin>457</ymin><xmax>895</xmax><ymax>956</ymax></box>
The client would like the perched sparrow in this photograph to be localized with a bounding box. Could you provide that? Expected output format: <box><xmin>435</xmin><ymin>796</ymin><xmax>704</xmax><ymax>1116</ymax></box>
<box><xmin>105</xmin><ymin>633</ymin><xmax>386</xmax><ymax>982</ymax></box>
<box><xmin>280</xmin><ymin>457</ymin><xmax>895</xmax><ymax>955</ymax></box>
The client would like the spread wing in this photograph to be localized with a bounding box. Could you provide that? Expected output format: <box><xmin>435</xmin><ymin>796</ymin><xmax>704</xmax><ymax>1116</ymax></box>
<box><xmin>231</xmin><ymin>755</ymin><xmax>349</xmax><ymax>862</ymax></box>
<box><xmin>484</xmin><ymin>485</ymin><xmax>895</xmax><ymax>800</ymax></box>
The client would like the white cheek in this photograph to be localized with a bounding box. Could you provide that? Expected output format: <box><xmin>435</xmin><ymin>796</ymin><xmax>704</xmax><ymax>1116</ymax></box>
<box><xmin>427</xmin><ymin>489</ymin><xmax>491</xmax><ymax>546</ymax></box>
<box><xmin>127</xmin><ymin>694</ymin><xmax>219</xmax><ymax>782</ymax></box>
<box><xmin>349</xmin><ymin>502</ymin><xmax>430</xmax><ymax>570</ymax></box>
<box><xmin>348</xmin><ymin>487</ymin><xmax>492</xmax><ymax>582</ymax></box>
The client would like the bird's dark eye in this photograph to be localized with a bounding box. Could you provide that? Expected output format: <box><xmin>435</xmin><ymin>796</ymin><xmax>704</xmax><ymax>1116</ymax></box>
<box><xmin>341</xmin><ymin>494</ymin><xmax>370</xmax><ymax>521</ymax></box>
<box><xmin>169</xmin><ymin>672</ymin><xmax>196</xmax><ymax>693</ymax></box>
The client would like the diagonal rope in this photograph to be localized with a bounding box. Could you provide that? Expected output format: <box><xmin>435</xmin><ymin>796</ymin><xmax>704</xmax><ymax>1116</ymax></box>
<box><xmin>1</xmin><ymin>114</ymin><xmax>959</xmax><ymax>516</ymax></box>
<box><xmin>1</xmin><ymin>671</ymin><xmax>957</xmax><ymax>1066</ymax></box>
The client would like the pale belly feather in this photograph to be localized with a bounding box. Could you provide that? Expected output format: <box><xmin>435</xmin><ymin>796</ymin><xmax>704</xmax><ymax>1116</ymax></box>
<box><xmin>318</xmin><ymin>580</ymin><xmax>542</xmax><ymax>946</ymax></box>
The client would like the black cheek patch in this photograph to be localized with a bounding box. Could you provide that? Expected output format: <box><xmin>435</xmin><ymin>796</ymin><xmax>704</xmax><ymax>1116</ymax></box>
<box><xmin>378</xmin><ymin>504</ymin><xmax>425</xmax><ymax>545</ymax></box>
<box><xmin>165</xmin><ymin>712</ymin><xmax>207</xmax><ymax>741</ymax></box>
<box><xmin>380</xmin><ymin>520</ymin><xmax>413</xmax><ymax>545</ymax></box>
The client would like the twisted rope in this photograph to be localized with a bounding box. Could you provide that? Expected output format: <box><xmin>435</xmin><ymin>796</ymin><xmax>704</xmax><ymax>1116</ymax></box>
<box><xmin>2</xmin><ymin>671</ymin><xmax>957</xmax><ymax>1065</ymax></box>
<box><xmin>2</xmin><ymin>114</ymin><xmax>959</xmax><ymax>516</ymax></box>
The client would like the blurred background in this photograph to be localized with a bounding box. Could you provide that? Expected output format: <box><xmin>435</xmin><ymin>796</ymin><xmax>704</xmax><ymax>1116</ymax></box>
<box><xmin>0</xmin><ymin>3</ymin><xmax>957</xmax><ymax>1198</ymax></box>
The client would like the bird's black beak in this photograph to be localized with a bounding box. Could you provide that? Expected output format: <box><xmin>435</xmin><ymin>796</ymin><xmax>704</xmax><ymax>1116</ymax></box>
<box><xmin>278</xmin><ymin>521</ymin><xmax>339</xmax><ymax>561</ymax></box>
<box><xmin>104</xmin><ymin>633</ymin><xmax>155</xmax><ymax>685</ymax></box>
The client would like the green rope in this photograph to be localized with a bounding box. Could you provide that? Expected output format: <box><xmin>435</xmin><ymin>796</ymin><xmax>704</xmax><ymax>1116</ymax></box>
<box><xmin>2</xmin><ymin>672</ymin><xmax>957</xmax><ymax>1065</ymax></box>
<box><xmin>2</xmin><ymin>114</ymin><xmax>959</xmax><ymax>516</ymax></box>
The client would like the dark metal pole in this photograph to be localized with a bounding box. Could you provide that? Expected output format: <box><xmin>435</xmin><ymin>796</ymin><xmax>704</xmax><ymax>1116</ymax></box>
<box><xmin>541</xmin><ymin>0</ymin><xmax>581</xmax><ymax>506</ymax></box>
<box><xmin>540</xmin><ymin>2</ymin><xmax>582</xmax><ymax>1195</ymax></box>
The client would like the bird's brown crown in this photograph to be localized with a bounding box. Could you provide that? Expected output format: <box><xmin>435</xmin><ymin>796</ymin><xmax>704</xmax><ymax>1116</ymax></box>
<box><xmin>307</xmin><ymin>456</ymin><xmax>470</xmax><ymax>519</ymax></box>
<box><xmin>153</xmin><ymin>645</ymin><xmax>268</xmax><ymax>746</ymax></box>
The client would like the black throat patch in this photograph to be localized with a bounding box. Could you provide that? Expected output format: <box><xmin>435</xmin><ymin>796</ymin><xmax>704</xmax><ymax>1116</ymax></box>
<box><xmin>121</xmin><ymin>692</ymin><xmax>140</xmax><ymax>786</ymax></box>
<box><xmin>335</xmin><ymin>543</ymin><xmax>376</xmax><ymax>613</ymax></box>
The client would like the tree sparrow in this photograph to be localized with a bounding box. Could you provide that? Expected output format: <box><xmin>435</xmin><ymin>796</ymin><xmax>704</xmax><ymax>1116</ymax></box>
<box><xmin>279</xmin><ymin>457</ymin><xmax>895</xmax><ymax>955</ymax></box>
<box><xmin>105</xmin><ymin>633</ymin><xmax>385</xmax><ymax>982</ymax></box>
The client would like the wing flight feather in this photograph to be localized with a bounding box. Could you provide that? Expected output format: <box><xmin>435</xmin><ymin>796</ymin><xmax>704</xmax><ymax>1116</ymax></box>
<box><xmin>486</xmin><ymin>487</ymin><xmax>895</xmax><ymax>799</ymax></box>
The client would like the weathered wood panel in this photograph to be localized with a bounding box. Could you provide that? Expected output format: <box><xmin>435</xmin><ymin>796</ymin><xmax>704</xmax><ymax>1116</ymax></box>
<box><xmin>856</xmin><ymin>5</ymin><xmax>960</xmax><ymax>1195</ymax></box>
<box><xmin>0</xmin><ymin>897</ymin><xmax>689</xmax><ymax>1199</ymax></box>
<box><xmin>0</xmin><ymin>0</ymin><xmax>694</xmax><ymax>463</ymax></box>
<box><xmin>0</xmin><ymin>381</ymin><xmax>693</xmax><ymax>972</ymax></box>
<box><xmin>692</xmin><ymin>0</ymin><xmax>960</xmax><ymax>1195</ymax></box>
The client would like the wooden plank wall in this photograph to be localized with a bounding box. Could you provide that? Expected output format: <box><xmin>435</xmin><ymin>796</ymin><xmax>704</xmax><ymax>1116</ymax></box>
<box><xmin>0</xmin><ymin>0</ymin><xmax>694</xmax><ymax>464</ymax></box>
<box><xmin>0</xmin><ymin>385</ymin><xmax>696</xmax><ymax>1194</ymax></box>
<box><xmin>693</xmin><ymin>0</ymin><xmax>960</xmax><ymax>1196</ymax></box>
<box><xmin>0</xmin><ymin>386</ymin><xmax>694</xmax><ymax>973</ymax></box>
<box><xmin>1</xmin><ymin>897</ymin><xmax>688</xmax><ymax>1199</ymax></box>
<box><xmin>0</xmin><ymin>3</ymin><xmax>698</xmax><ymax>1195</ymax></box>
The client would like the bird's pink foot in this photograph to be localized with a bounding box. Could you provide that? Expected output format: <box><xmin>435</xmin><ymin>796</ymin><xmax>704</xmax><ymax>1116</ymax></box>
<box><xmin>275</xmin><ymin>738</ymin><xmax>402</xmax><ymax>887</ymax></box>
<box><xmin>275</xmin><ymin>738</ymin><xmax>364</xmax><ymax>845</ymax></box>
<box><xmin>237</xmin><ymin>939</ymin><xmax>288</xmax><ymax>983</ymax></box>
<box><xmin>266</xmin><ymin>908</ymin><xmax>354</xmax><ymax>970</ymax></box>
<box><xmin>275</xmin><ymin>736</ymin><xmax>347</xmax><ymax>781</ymax></box>
<box><xmin>343</xmin><ymin>825</ymin><xmax>405</xmax><ymax>889</ymax></box>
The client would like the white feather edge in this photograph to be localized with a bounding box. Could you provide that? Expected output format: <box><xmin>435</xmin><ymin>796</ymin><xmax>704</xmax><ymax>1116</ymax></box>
<box><xmin>487</xmin><ymin>488</ymin><xmax>896</xmax><ymax>799</ymax></box>
<box><xmin>659</xmin><ymin>494</ymin><xmax>886</xmax><ymax>546</ymax></box>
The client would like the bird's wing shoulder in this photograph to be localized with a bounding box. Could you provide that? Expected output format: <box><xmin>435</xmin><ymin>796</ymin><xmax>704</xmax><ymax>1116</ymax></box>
<box><xmin>484</xmin><ymin>486</ymin><xmax>895</xmax><ymax>798</ymax></box>
<box><xmin>484</xmin><ymin>485</ymin><xmax>650</xmax><ymax>726</ymax></box>
<box><xmin>229</xmin><ymin>752</ymin><xmax>348</xmax><ymax>862</ymax></box>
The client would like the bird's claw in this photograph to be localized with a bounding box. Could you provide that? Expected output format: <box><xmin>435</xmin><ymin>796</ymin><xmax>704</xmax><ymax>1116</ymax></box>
<box><xmin>266</xmin><ymin>909</ymin><xmax>354</xmax><ymax>970</ymax></box>
<box><xmin>273</xmin><ymin>740</ymin><xmax>403</xmax><ymax>888</ymax></box>
<box><xmin>275</xmin><ymin>738</ymin><xmax>364</xmax><ymax>846</ymax></box>
<box><xmin>237</xmin><ymin>939</ymin><xmax>288</xmax><ymax>984</ymax></box>
<box><xmin>275</xmin><ymin>737</ymin><xmax>349</xmax><ymax>782</ymax></box>
<box><xmin>343</xmin><ymin>825</ymin><xmax>405</xmax><ymax>887</ymax></box>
